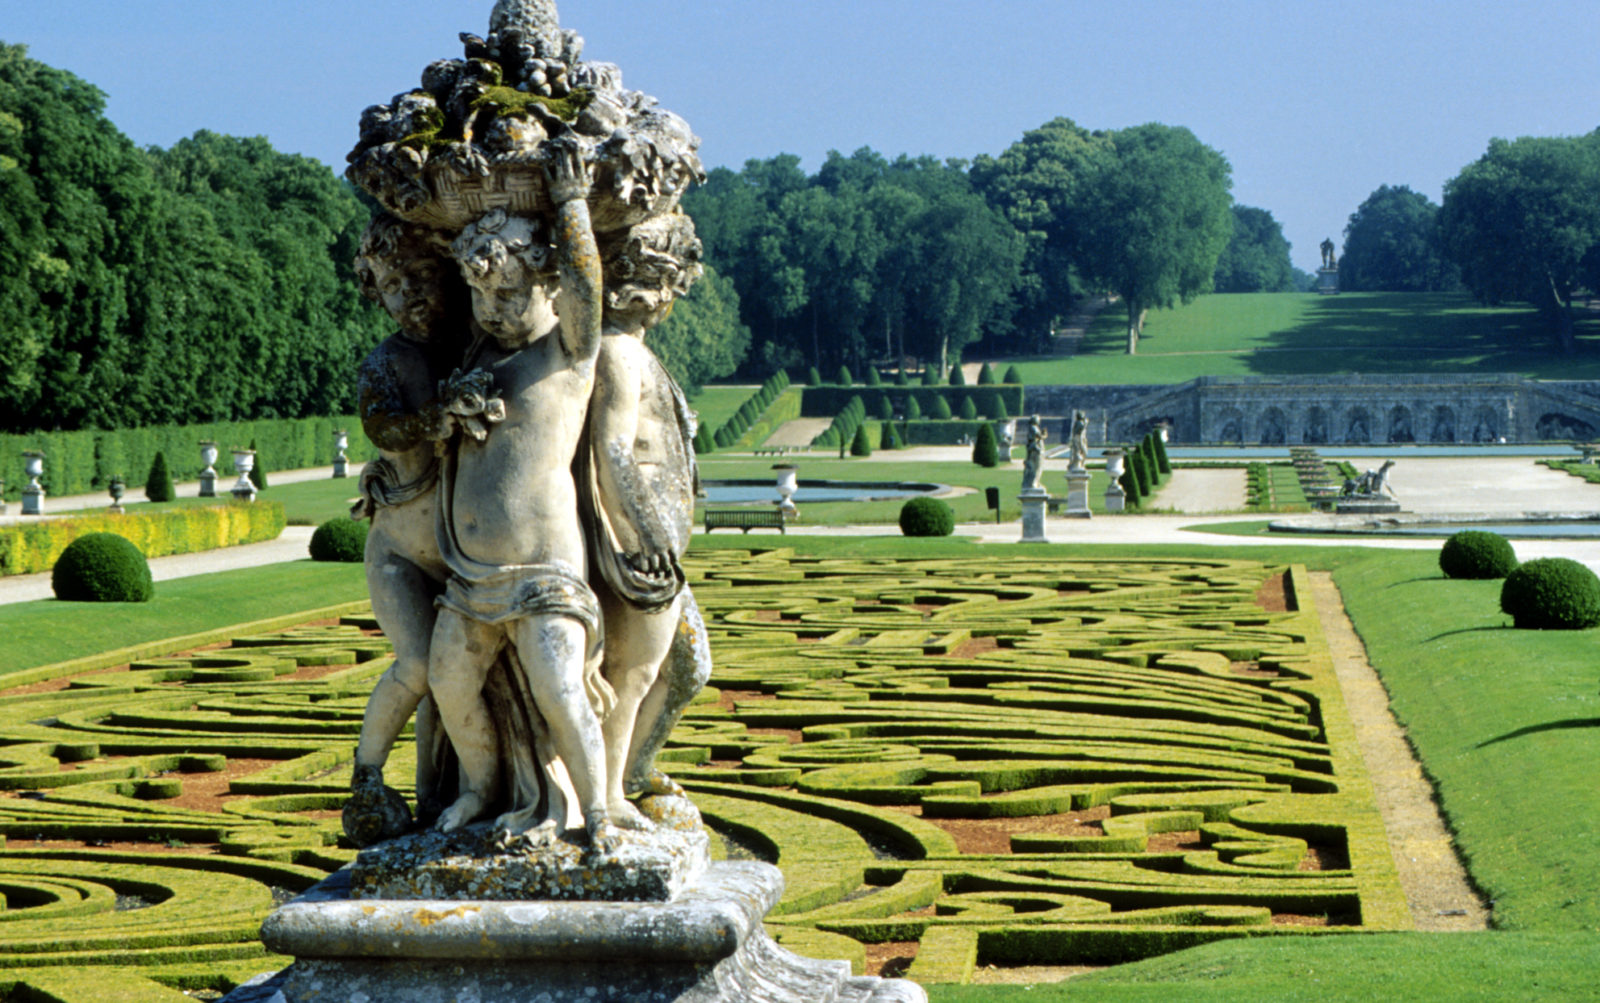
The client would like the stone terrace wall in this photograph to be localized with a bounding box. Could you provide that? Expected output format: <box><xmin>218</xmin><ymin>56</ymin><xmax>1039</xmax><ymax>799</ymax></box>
<box><xmin>1027</xmin><ymin>376</ymin><xmax>1600</xmax><ymax>445</ymax></box>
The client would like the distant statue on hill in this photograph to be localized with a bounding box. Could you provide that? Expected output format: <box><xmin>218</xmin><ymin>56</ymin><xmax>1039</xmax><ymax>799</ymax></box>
<box><xmin>1320</xmin><ymin>237</ymin><xmax>1337</xmax><ymax>270</ymax></box>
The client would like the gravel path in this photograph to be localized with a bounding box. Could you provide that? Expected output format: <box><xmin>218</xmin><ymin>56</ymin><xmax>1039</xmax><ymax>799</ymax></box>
<box><xmin>1309</xmin><ymin>571</ymin><xmax>1490</xmax><ymax>931</ymax></box>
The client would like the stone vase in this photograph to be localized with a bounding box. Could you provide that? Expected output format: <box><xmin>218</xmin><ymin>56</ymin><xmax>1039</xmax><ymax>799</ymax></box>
<box><xmin>774</xmin><ymin>464</ymin><xmax>798</xmax><ymax>522</ymax></box>
<box><xmin>231</xmin><ymin>450</ymin><xmax>258</xmax><ymax>502</ymax></box>
<box><xmin>199</xmin><ymin>441</ymin><xmax>219</xmax><ymax>498</ymax></box>
<box><xmin>1102</xmin><ymin>449</ymin><xmax>1126</xmax><ymax>513</ymax></box>
<box><xmin>333</xmin><ymin>430</ymin><xmax>350</xmax><ymax>479</ymax></box>
<box><xmin>21</xmin><ymin>452</ymin><xmax>44</xmax><ymax>516</ymax></box>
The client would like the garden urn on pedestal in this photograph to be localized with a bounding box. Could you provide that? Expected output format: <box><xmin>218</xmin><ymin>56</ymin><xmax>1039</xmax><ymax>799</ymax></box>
<box><xmin>108</xmin><ymin>476</ymin><xmax>126</xmax><ymax>514</ymax></box>
<box><xmin>230</xmin><ymin>450</ymin><xmax>257</xmax><ymax>502</ymax></box>
<box><xmin>773</xmin><ymin>463</ymin><xmax>798</xmax><ymax>523</ymax></box>
<box><xmin>1102</xmin><ymin>449</ymin><xmax>1126</xmax><ymax>512</ymax></box>
<box><xmin>332</xmin><ymin>430</ymin><xmax>350</xmax><ymax>478</ymax></box>
<box><xmin>21</xmin><ymin>452</ymin><xmax>44</xmax><ymax>515</ymax></box>
<box><xmin>199</xmin><ymin>441</ymin><xmax>219</xmax><ymax>498</ymax></box>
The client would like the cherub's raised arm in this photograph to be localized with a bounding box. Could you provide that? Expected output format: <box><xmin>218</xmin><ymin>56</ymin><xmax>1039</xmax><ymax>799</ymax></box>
<box><xmin>546</xmin><ymin>140</ymin><xmax>601</xmax><ymax>362</ymax></box>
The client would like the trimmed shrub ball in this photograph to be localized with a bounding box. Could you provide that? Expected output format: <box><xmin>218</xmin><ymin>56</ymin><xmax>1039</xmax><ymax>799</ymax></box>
<box><xmin>310</xmin><ymin>517</ymin><xmax>370</xmax><ymax>562</ymax></box>
<box><xmin>899</xmin><ymin>497</ymin><xmax>955</xmax><ymax>537</ymax></box>
<box><xmin>52</xmin><ymin>532</ymin><xmax>154</xmax><ymax>602</ymax></box>
<box><xmin>1439</xmin><ymin>530</ymin><xmax>1518</xmax><ymax>580</ymax></box>
<box><xmin>1499</xmin><ymin>557</ymin><xmax>1600</xmax><ymax>629</ymax></box>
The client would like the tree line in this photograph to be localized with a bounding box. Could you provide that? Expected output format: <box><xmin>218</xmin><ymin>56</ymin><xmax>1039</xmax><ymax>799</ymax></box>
<box><xmin>1339</xmin><ymin>129</ymin><xmax>1600</xmax><ymax>353</ymax></box>
<box><xmin>684</xmin><ymin>118</ymin><xmax>1294</xmax><ymax>376</ymax></box>
<box><xmin>0</xmin><ymin>43</ymin><xmax>390</xmax><ymax>434</ymax></box>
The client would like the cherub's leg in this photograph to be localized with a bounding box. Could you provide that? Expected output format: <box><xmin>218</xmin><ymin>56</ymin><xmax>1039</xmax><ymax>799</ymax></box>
<box><xmin>512</xmin><ymin>613</ymin><xmax>619</xmax><ymax>853</ymax></box>
<box><xmin>344</xmin><ymin>537</ymin><xmax>441</xmax><ymax>845</ymax></box>
<box><xmin>625</xmin><ymin>589</ymin><xmax>712</xmax><ymax>797</ymax></box>
<box><xmin>427</xmin><ymin>609</ymin><xmax>504</xmax><ymax>831</ymax></box>
<box><xmin>599</xmin><ymin>592</ymin><xmax>681</xmax><ymax>826</ymax></box>
<box><xmin>356</xmin><ymin>537</ymin><xmax>439</xmax><ymax>770</ymax></box>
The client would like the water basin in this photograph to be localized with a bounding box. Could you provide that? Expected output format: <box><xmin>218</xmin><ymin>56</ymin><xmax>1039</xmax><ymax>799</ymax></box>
<box><xmin>701</xmin><ymin>479</ymin><xmax>943</xmax><ymax>505</ymax></box>
<box><xmin>1269</xmin><ymin>512</ymin><xmax>1600</xmax><ymax>538</ymax></box>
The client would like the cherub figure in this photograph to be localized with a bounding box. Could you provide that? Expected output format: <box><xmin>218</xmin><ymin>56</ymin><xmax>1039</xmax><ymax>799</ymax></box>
<box><xmin>582</xmin><ymin>211</ymin><xmax>712</xmax><ymax>825</ymax></box>
<box><xmin>343</xmin><ymin>215</ymin><xmax>474</xmax><ymax>847</ymax></box>
<box><xmin>428</xmin><ymin>143</ymin><xmax>623</xmax><ymax>852</ymax></box>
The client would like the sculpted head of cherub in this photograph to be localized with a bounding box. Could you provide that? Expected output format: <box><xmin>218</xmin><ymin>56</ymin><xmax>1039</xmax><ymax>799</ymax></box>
<box><xmin>600</xmin><ymin>211</ymin><xmax>703</xmax><ymax>336</ymax></box>
<box><xmin>355</xmin><ymin>214</ymin><xmax>455</xmax><ymax>341</ymax></box>
<box><xmin>451</xmin><ymin>208</ymin><xmax>558</xmax><ymax>347</ymax></box>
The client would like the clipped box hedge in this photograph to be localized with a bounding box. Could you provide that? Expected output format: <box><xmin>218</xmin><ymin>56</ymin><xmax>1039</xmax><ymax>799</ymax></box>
<box><xmin>0</xmin><ymin>501</ymin><xmax>286</xmax><ymax>577</ymax></box>
<box><xmin>0</xmin><ymin>415</ymin><xmax>369</xmax><ymax>502</ymax></box>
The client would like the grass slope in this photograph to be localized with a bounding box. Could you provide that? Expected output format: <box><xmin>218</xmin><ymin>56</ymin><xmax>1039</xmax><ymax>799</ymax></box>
<box><xmin>1008</xmin><ymin>293</ymin><xmax>1600</xmax><ymax>384</ymax></box>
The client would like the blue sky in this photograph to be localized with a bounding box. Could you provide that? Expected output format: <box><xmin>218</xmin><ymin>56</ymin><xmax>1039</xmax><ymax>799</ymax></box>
<box><xmin>8</xmin><ymin>1</ymin><xmax>1599</xmax><ymax>272</ymax></box>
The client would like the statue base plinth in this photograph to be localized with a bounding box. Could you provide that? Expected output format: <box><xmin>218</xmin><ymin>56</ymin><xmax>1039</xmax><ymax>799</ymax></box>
<box><xmin>1062</xmin><ymin>469</ymin><xmax>1092</xmax><ymax>518</ymax></box>
<box><xmin>1334</xmin><ymin>497</ymin><xmax>1401</xmax><ymax>514</ymax></box>
<box><xmin>1316</xmin><ymin>267</ymin><xmax>1339</xmax><ymax>294</ymax></box>
<box><xmin>350</xmin><ymin>812</ymin><xmax>710</xmax><ymax>902</ymax></box>
<box><xmin>333</xmin><ymin>458</ymin><xmax>348</xmax><ymax>478</ymax></box>
<box><xmin>1019</xmin><ymin>489</ymin><xmax>1048</xmax><ymax>542</ymax></box>
<box><xmin>198</xmin><ymin>472</ymin><xmax>216</xmax><ymax>498</ymax></box>
<box><xmin>1104</xmin><ymin>484</ymin><xmax>1126</xmax><ymax>513</ymax></box>
<box><xmin>20</xmin><ymin>487</ymin><xmax>43</xmax><ymax>516</ymax></box>
<box><xmin>222</xmin><ymin>861</ymin><xmax>925</xmax><ymax>1003</ymax></box>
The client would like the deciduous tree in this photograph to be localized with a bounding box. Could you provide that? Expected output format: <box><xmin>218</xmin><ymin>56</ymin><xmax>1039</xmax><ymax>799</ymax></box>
<box><xmin>1339</xmin><ymin>185</ymin><xmax>1457</xmax><ymax>292</ymax></box>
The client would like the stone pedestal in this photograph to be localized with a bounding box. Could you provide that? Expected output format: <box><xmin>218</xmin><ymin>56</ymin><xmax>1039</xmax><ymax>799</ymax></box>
<box><xmin>222</xmin><ymin>859</ymin><xmax>923</xmax><ymax>1003</ymax></box>
<box><xmin>1316</xmin><ymin>268</ymin><xmax>1339</xmax><ymax>294</ymax></box>
<box><xmin>21</xmin><ymin>487</ymin><xmax>42</xmax><ymax>516</ymax></box>
<box><xmin>1335</xmin><ymin>497</ymin><xmax>1401</xmax><ymax>514</ymax></box>
<box><xmin>198</xmin><ymin>471</ymin><xmax>217</xmax><ymax>498</ymax></box>
<box><xmin>1062</xmin><ymin>468</ymin><xmax>1092</xmax><ymax>518</ymax></box>
<box><xmin>1104</xmin><ymin>482</ymin><xmax>1125</xmax><ymax>513</ymax></box>
<box><xmin>1019</xmin><ymin>489</ymin><xmax>1048</xmax><ymax>542</ymax></box>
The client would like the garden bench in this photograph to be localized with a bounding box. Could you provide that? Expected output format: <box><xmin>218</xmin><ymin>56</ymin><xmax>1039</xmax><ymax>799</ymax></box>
<box><xmin>704</xmin><ymin>509</ymin><xmax>787</xmax><ymax>534</ymax></box>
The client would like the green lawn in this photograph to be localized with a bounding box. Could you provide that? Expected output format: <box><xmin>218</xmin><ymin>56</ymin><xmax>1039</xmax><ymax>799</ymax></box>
<box><xmin>687</xmin><ymin>384</ymin><xmax>760</xmax><ymax>433</ymax></box>
<box><xmin>52</xmin><ymin>477</ymin><xmax>366</xmax><ymax>528</ymax></box>
<box><xmin>1007</xmin><ymin>292</ymin><xmax>1600</xmax><ymax>384</ymax></box>
<box><xmin>0</xmin><ymin>560</ymin><xmax>368</xmax><ymax>676</ymax></box>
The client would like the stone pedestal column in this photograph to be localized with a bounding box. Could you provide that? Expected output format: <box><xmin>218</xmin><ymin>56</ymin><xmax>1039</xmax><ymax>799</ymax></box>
<box><xmin>1063</xmin><ymin>468</ymin><xmax>1092</xmax><ymax>518</ymax></box>
<box><xmin>1019</xmin><ymin>488</ymin><xmax>1048</xmax><ymax>542</ymax></box>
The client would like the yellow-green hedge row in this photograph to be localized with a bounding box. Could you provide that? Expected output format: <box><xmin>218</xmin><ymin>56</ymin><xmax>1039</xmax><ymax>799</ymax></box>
<box><xmin>0</xmin><ymin>501</ymin><xmax>286</xmax><ymax>577</ymax></box>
